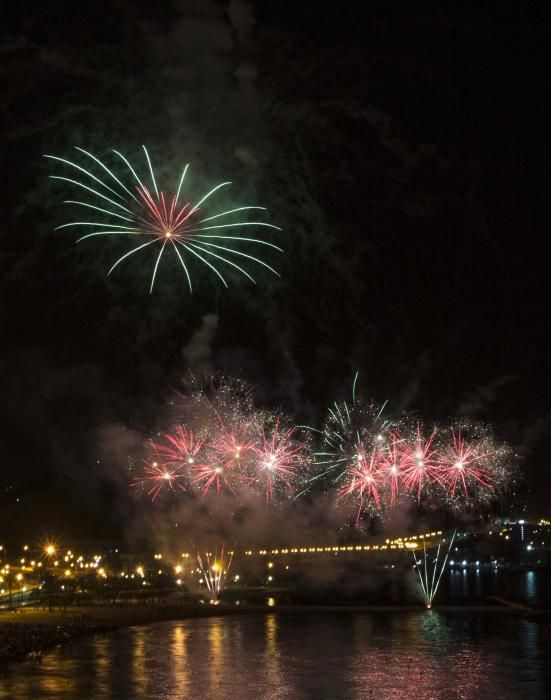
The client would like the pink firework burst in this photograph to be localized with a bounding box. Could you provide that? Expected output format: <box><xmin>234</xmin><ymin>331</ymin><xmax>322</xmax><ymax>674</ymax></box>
<box><xmin>402</xmin><ymin>426</ymin><xmax>444</xmax><ymax>501</ymax></box>
<box><xmin>251</xmin><ymin>419</ymin><xmax>306</xmax><ymax>503</ymax></box>
<box><xmin>208</xmin><ymin>420</ymin><xmax>258</xmax><ymax>486</ymax></box>
<box><xmin>154</xmin><ymin>425</ymin><xmax>231</xmax><ymax>496</ymax></box>
<box><xmin>190</xmin><ymin>460</ymin><xmax>236</xmax><ymax>496</ymax></box>
<box><xmin>154</xmin><ymin>425</ymin><xmax>205</xmax><ymax>468</ymax></box>
<box><xmin>379</xmin><ymin>432</ymin><xmax>412</xmax><ymax>505</ymax></box>
<box><xmin>438</xmin><ymin>430</ymin><xmax>495</xmax><ymax>497</ymax></box>
<box><xmin>131</xmin><ymin>458</ymin><xmax>187</xmax><ymax>502</ymax></box>
<box><xmin>137</xmin><ymin>183</ymin><xmax>194</xmax><ymax>232</ymax></box>
<box><xmin>337</xmin><ymin>442</ymin><xmax>384</xmax><ymax>523</ymax></box>
<box><xmin>154</xmin><ymin>425</ymin><xmax>231</xmax><ymax>497</ymax></box>
<box><xmin>194</xmin><ymin>412</ymin><xmax>258</xmax><ymax>496</ymax></box>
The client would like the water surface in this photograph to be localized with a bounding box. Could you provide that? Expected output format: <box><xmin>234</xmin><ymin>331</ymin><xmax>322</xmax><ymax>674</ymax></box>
<box><xmin>1</xmin><ymin>609</ymin><xmax>550</xmax><ymax>699</ymax></box>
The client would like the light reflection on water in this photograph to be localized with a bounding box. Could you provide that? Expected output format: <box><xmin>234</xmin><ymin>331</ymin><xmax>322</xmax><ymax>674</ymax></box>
<box><xmin>1</xmin><ymin>611</ymin><xmax>550</xmax><ymax>700</ymax></box>
<box><xmin>525</xmin><ymin>571</ymin><xmax>537</xmax><ymax>604</ymax></box>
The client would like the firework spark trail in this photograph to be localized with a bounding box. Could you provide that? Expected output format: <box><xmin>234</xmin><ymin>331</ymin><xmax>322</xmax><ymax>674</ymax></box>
<box><xmin>412</xmin><ymin>530</ymin><xmax>457</xmax><ymax>608</ymax></box>
<box><xmin>196</xmin><ymin>545</ymin><xmax>233</xmax><ymax>600</ymax></box>
<box><xmin>46</xmin><ymin>147</ymin><xmax>282</xmax><ymax>292</ymax></box>
<box><xmin>131</xmin><ymin>457</ymin><xmax>187</xmax><ymax>502</ymax></box>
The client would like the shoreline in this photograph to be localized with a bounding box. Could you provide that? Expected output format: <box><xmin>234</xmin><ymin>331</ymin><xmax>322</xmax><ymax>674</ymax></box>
<box><xmin>1</xmin><ymin>601</ymin><xmax>547</xmax><ymax>666</ymax></box>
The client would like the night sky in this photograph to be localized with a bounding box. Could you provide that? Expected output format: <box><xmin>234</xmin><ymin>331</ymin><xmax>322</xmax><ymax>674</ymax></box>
<box><xmin>1</xmin><ymin>1</ymin><xmax>549</xmax><ymax>540</ymax></box>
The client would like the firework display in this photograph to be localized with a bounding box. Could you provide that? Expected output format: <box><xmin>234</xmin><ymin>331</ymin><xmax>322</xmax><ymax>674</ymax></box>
<box><xmin>131</xmin><ymin>456</ymin><xmax>188</xmax><ymax>501</ymax></box>
<box><xmin>131</xmin><ymin>374</ymin><xmax>514</xmax><ymax>523</ymax></box>
<box><xmin>252</xmin><ymin>417</ymin><xmax>307</xmax><ymax>503</ymax></box>
<box><xmin>337</xmin><ymin>442</ymin><xmax>384</xmax><ymax>524</ymax></box>
<box><xmin>132</xmin><ymin>377</ymin><xmax>310</xmax><ymax>504</ymax></box>
<box><xmin>411</xmin><ymin>531</ymin><xmax>457</xmax><ymax>608</ymax></box>
<box><xmin>310</xmin><ymin>376</ymin><xmax>514</xmax><ymax>522</ymax></box>
<box><xmin>46</xmin><ymin>147</ymin><xmax>282</xmax><ymax>292</ymax></box>
<box><xmin>195</xmin><ymin>545</ymin><xmax>234</xmax><ymax>601</ymax></box>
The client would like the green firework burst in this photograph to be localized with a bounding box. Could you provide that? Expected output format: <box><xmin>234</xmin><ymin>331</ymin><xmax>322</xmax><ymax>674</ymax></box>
<box><xmin>46</xmin><ymin>146</ymin><xmax>282</xmax><ymax>293</ymax></box>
